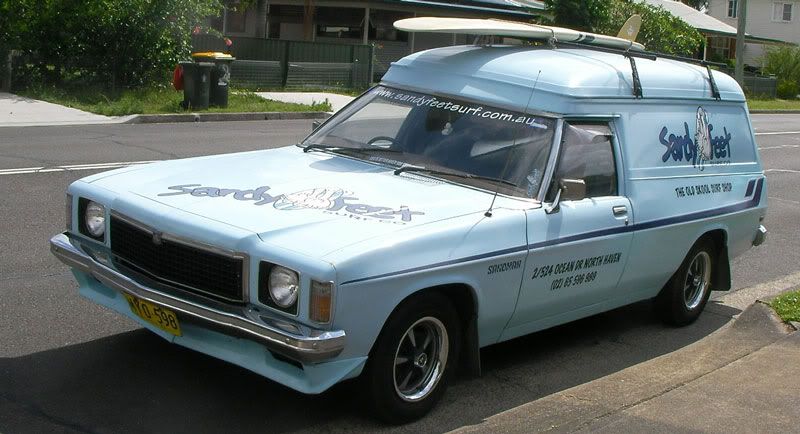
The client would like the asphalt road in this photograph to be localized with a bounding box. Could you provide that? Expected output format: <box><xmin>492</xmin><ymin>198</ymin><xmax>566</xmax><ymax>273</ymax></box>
<box><xmin>0</xmin><ymin>115</ymin><xmax>798</xmax><ymax>433</ymax></box>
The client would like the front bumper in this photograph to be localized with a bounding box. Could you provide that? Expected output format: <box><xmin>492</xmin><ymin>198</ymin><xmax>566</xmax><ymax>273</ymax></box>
<box><xmin>50</xmin><ymin>232</ymin><xmax>346</xmax><ymax>364</ymax></box>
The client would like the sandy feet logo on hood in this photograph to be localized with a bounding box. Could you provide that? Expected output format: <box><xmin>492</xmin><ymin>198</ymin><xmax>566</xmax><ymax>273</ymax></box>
<box><xmin>159</xmin><ymin>184</ymin><xmax>424</xmax><ymax>223</ymax></box>
<box><xmin>273</xmin><ymin>188</ymin><xmax>348</xmax><ymax>211</ymax></box>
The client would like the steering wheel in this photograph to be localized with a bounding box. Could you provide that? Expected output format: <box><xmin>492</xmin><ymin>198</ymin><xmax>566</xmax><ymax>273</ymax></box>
<box><xmin>366</xmin><ymin>136</ymin><xmax>397</xmax><ymax>148</ymax></box>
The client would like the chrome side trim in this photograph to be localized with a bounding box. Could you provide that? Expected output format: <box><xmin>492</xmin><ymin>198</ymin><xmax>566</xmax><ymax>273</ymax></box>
<box><xmin>109</xmin><ymin>211</ymin><xmax>250</xmax><ymax>303</ymax></box>
<box><xmin>51</xmin><ymin>233</ymin><xmax>345</xmax><ymax>364</ymax></box>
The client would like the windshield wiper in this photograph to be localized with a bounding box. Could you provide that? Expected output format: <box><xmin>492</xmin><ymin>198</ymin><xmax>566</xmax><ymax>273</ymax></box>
<box><xmin>393</xmin><ymin>164</ymin><xmax>518</xmax><ymax>188</ymax></box>
<box><xmin>301</xmin><ymin>143</ymin><xmax>402</xmax><ymax>154</ymax></box>
<box><xmin>302</xmin><ymin>143</ymin><xmax>341</xmax><ymax>153</ymax></box>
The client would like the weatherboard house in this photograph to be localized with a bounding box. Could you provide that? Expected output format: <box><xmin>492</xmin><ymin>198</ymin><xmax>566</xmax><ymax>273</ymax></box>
<box><xmin>209</xmin><ymin>0</ymin><xmax>544</xmax><ymax>75</ymax></box>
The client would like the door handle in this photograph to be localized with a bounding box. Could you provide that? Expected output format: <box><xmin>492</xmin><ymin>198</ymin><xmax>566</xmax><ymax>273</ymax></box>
<box><xmin>612</xmin><ymin>205</ymin><xmax>628</xmax><ymax>217</ymax></box>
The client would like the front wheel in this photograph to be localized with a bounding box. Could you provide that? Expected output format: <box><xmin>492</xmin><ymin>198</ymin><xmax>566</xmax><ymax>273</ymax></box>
<box><xmin>656</xmin><ymin>239</ymin><xmax>715</xmax><ymax>326</ymax></box>
<box><xmin>363</xmin><ymin>293</ymin><xmax>460</xmax><ymax>424</ymax></box>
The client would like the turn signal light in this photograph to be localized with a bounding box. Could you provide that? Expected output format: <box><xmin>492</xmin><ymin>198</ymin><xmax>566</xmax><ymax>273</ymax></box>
<box><xmin>310</xmin><ymin>280</ymin><xmax>333</xmax><ymax>324</ymax></box>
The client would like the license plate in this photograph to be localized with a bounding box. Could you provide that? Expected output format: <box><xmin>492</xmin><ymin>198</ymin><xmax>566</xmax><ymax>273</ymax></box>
<box><xmin>124</xmin><ymin>293</ymin><xmax>182</xmax><ymax>336</ymax></box>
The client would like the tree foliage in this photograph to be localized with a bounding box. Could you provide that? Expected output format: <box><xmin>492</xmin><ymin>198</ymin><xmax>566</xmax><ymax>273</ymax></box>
<box><xmin>762</xmin><ymin>46</ymin><xmax>800</xmax><ymax>99</ymax></box>
<box><xmin>601</xmin><ymin>0</ymin><xmax>704</xmax><ymax>57</ymax></box>
<box><xmin>545</xmin><ymin>0</ymin><xmax>704</xmax><ymax>57</ymax></box>
<box><xmin>1</xmin><ymin>0</ymin><xmax>223</xmax><ymax>89</ymax></box>
<box><xmin>543</xmin><ymin>0</ymin><xmax>610</xmax><ymax>32</ymax></box>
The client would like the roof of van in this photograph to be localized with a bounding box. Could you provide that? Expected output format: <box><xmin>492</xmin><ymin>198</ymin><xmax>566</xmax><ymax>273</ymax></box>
<box><xmin>381</xmin><ymin>45</ymin><xmax>746</xmax><ymax>113</ymax></box>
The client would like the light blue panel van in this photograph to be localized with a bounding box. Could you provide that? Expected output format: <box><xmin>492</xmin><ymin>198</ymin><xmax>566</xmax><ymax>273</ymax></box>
<box><xmin>51</xmin><ymin>43</ymin><xmax>767</xmax><ymax>423</ymax></box>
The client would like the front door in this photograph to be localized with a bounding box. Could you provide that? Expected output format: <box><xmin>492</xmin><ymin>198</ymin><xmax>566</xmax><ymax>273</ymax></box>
<box><xmin>504</xmin><ymin>122</ymin><xmax>634</xmax><ymax>338</ymax></box>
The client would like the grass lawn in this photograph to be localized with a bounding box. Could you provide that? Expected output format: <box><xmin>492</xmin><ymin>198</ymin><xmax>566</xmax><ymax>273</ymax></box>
<box><xmin>17</xmin><ymin>86</ymin><xmax>332</xmax><ymax>116</ymax></box>
<box><xmin>770</xmin><ymin>289</ymin><xmax>800</xmax><ymax>323</ymax></box>
<box><xmin>748</xmin><ymin>99</ymin><xmax>800</xmax><ymax>111</ymax></box>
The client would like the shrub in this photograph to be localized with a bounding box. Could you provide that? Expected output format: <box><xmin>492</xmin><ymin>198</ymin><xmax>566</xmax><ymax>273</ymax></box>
<box><xmin>776</xmin><ymin>79</ymin><xmax>799</xmax><ymax>100</ymax></box>
<box><xmin>2</xmin><ymin>0</ymin><xmax>223</xmax><ymax>90</ymax></box>
<box><xmin>762</xmin><ymin>46</ymin><xmax>800</xmax><ymax>96</ymax></box>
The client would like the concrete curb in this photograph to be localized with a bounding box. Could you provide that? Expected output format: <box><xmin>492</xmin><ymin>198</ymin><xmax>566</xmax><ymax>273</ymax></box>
<box><xmin>750</xmin><ymin>109</ymin><xmax>800</xmax><ymax>114</ymax></box>
<box><xmin>450</xmin><ymin>301</ymin><xmax>794</xmax><ymax>434</ymax></box>
<box><xmin>123</xmin><ymin>111</ymin><xmax>331</xmax><ymax>124</ymax></box>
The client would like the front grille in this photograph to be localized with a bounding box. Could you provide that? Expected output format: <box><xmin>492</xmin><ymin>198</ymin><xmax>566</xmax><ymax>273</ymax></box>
<box><xmin>110</xmin><ymin>215</ymin><xmax>245</xmax><ymax>302</ymax></box>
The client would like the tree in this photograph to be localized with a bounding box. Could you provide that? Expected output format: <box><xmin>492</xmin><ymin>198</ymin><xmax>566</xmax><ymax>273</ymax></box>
<box><xmin>543</xmin><ymin>0</ymin><xmax>610</xmax><ymax>33</ymax></box>
<box><xmin>601</xmin><ymin>0</ymin><xmax>704</xmax><ymax>57</ymax></box>
<box><xmin>762</xmin><ymin>46</ymin><xmax>800</xmax><ymax>98</ymax></box>
<box><xmin>4</xmin><ymin>0</ymin><xmax>224</xmax><ymax>89</ymax></box>
<box><xmin>546</xmin><ymin>0</ymin><xmax>704</xmax><ymax>57</ymax></box>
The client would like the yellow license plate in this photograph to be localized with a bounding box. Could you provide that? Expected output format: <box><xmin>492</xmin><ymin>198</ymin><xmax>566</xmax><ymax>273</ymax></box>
<box><xmin>124</xmin><ymin>293</ymin><xmax>182</xmax><ymax>336</ymax></box>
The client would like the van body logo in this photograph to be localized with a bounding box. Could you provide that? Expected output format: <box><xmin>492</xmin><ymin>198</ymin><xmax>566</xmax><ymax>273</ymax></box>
<box><xmin>158</xmin><ymin>184</ymin><xmax>424</xmax><ymax>223</ymax></box>
<box><xmin>658</xmin><ymin>107</ymin><xmax>732</xmax><ymax>171</ymax></box>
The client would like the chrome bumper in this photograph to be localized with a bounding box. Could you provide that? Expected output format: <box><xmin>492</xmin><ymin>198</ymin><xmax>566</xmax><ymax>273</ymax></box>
<box><xmin>753</xmin><ymin>225</ymin><xmax>767</xmax><ymax>247</ymax></box>
<box><xmin>50</xmin><ymin>233</ymin><xmax>345</xmax><ymax>364</ymax></box>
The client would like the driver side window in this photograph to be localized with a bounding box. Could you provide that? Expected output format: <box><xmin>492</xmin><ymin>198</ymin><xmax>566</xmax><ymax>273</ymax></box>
<box><xmin>547</xmin><ymin>123</ymin><xmax>618</xmax><ymax>201</ymax></box>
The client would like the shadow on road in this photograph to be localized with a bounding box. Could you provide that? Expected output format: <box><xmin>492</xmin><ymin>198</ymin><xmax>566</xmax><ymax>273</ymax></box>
<box><xmin>0</xmin><ymin>299</ymin><xmax>739</xmax><ymax>434</ymax></box>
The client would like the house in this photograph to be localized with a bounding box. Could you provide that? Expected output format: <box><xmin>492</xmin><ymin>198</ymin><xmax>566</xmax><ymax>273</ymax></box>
<box><xmin>642</xmin><ymin>0</ymin><xmax>785</xmax><ymax>65</ymax></box>
<box><xmin>706</xmin><ymin>0</ymin><xmax>797</xmax><ymax>66</ymax></box>
<box><xmin>211</xmin><ymin>0</ymin><xmax>545</xmax><ymax>75</ymax></box>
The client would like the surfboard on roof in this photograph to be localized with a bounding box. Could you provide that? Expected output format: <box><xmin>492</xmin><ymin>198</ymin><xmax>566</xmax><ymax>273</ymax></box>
<box><xmin>394</xmin><ymin>17</ymin><xmax>646</xmax><ymax>51</ymax></box>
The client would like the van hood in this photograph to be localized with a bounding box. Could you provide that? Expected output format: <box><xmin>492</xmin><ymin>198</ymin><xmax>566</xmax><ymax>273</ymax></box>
<box><xmin>87</xmin><ymin>146</ymin><xmax>498</xmax><ymax>256</ymax></box>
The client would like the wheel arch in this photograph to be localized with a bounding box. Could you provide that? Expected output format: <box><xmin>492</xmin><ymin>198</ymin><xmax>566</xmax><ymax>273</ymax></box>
<box><xmin>369</xmin><ymin>282</ymin><xmax>482</xmax><ymax>378</ymax></box>
<box><xmin>698</xmin><ymin>228</ymin><xmax>731</xmax><ymax>291</ymax></box>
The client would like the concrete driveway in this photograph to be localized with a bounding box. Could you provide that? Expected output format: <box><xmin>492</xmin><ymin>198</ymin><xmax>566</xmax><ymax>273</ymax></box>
<box><xmin>0</xmin><ymin>93</ymin><xmax>118</xmax><ymax>127</ymax></box>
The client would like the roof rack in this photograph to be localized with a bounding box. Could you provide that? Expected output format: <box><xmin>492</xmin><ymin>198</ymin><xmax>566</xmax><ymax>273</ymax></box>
<box><xmin>552</xmin><ymin>40</ymin><xmax>725</xmax><ymax>100</ymax></box>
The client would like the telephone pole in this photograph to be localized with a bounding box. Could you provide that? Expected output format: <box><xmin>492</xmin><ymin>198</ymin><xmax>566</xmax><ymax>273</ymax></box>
<box><xmin>734</xmin><ymin>0</ymin><xmax>748</xmax><ymax>85</ymax></box>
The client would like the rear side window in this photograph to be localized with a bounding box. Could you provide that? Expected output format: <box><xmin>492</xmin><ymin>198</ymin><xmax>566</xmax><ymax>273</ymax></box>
<box><xmin>547</xmin><ymin>123</ymin><xmax>618</xmax><ymax>200</ymax></box>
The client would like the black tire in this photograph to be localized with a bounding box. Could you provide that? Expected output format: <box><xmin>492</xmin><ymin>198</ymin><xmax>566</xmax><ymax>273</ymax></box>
<box><xmin>363</xmin><ymin>292</ymin><xmax>461</xmax><ymax>424</ymax></box>
<box><xmin>656</xmin><ymin>239</ymin><xmax>716</xmax><ymax>326</ymax></box>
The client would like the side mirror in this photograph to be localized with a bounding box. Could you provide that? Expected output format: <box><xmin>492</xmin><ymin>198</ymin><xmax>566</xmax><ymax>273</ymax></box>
<box><xmin>311</xmin><ymin>120</ymin><xmax>321</xmax><ymax>132</ymax></box>
<box><xmin>545</xmin><ymin>178</ymin><xmax>586</xmax><ymax>214</ymax></box>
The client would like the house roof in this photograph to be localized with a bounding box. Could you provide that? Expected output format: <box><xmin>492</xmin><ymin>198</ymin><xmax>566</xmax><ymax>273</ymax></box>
<box><xmin>641</xmin><ymin>0</ymin><xmax>789</xmax><ymax>45</ymax></box>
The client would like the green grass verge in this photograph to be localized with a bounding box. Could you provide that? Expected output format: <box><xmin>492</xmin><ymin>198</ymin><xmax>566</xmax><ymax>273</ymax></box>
<box><xmin>248</xmin><ymin>86</ymin><xmax>368</xmax><ymax>97</ymax></box>
<box><xmin>770</xmin><ymin>289</ymin><xmax>800</xmax><ymax>323</ymax></box>
<box><xmin>748</xmin><ymin>99</ymin><xmax>800</xmax><ymax>111</ymax></box>
<box><xmin>16</xmin><ymin>86</ymin><xmax>332</xmax><ymax>116</ymax></box>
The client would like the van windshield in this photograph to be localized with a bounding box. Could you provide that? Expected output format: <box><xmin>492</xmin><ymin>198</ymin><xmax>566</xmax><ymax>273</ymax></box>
<box><xmin>302</xmin><ymin>86</ymin><xmax>556</xmax><ymax>198</ymax></box>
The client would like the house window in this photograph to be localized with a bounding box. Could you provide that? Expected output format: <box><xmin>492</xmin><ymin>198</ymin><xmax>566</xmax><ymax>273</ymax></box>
<box><xmin>772</xmin><ymin>2</ymin><xmax>794</xmax><ymax>21</ymax></box>
<box><xmin>727</xmin><ymin>0</ymin><xmax>738</xmax><ymax>18</ymax></box>
<box><xmin>708</xmin><ymin>36</ymin><xmax>733</xmax><ymax>61</ymax></box>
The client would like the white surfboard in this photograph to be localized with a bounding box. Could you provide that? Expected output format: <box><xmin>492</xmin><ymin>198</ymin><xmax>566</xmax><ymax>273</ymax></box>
<box><xmin>394</xmin><ymin>17</ymin><xmax>646</xmax><ymax>51</ymax></box>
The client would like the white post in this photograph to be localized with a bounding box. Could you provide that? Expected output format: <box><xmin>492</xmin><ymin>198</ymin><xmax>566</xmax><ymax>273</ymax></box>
<box><xmin>702</xmin><ymin>36</ymin><xmax>708</xmax><ymax>61</ymax></box>
<box><xmin>409</xmin><ymin>12</ymin><xmax>416</xmax><ymax>53</ymax></box>
<box><xmin>363</xmin><ymin>6</ymin><xmax>370</xmax><ymax>45</ymax></box>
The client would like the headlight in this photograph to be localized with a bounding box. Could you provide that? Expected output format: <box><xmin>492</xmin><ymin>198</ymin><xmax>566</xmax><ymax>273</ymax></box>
<box><xmin>268</xmin><ymin>265</ymin><xmax>299</xmax><ymax>309</ymax></box>
<box><xmin>84</xmin><ymin>201</ymin><xmax>106</xmax><ymax>238</ymax></box>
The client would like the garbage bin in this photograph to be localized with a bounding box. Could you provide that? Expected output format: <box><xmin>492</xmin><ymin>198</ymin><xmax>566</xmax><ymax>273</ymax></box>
<box><xmin>180</xmin><ymin>61</ymin><xmax>212</xmax><ymax>110</ymax></box>
<box><xmin>191</xmin><ymin>52</ymin><xmax>235</xmax><ymax>108</ymax></box>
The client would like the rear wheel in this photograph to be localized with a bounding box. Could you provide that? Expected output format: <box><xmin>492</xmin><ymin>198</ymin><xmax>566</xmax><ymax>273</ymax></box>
<box><xmin>364</xmin><ymin>293</ymin><xmax>460</xmax><ymax>424</ymax></box>
<box><xmin>657</xmin><ymin>239</ymin><xmax>715</xmax><ymax>326</ymax></box>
